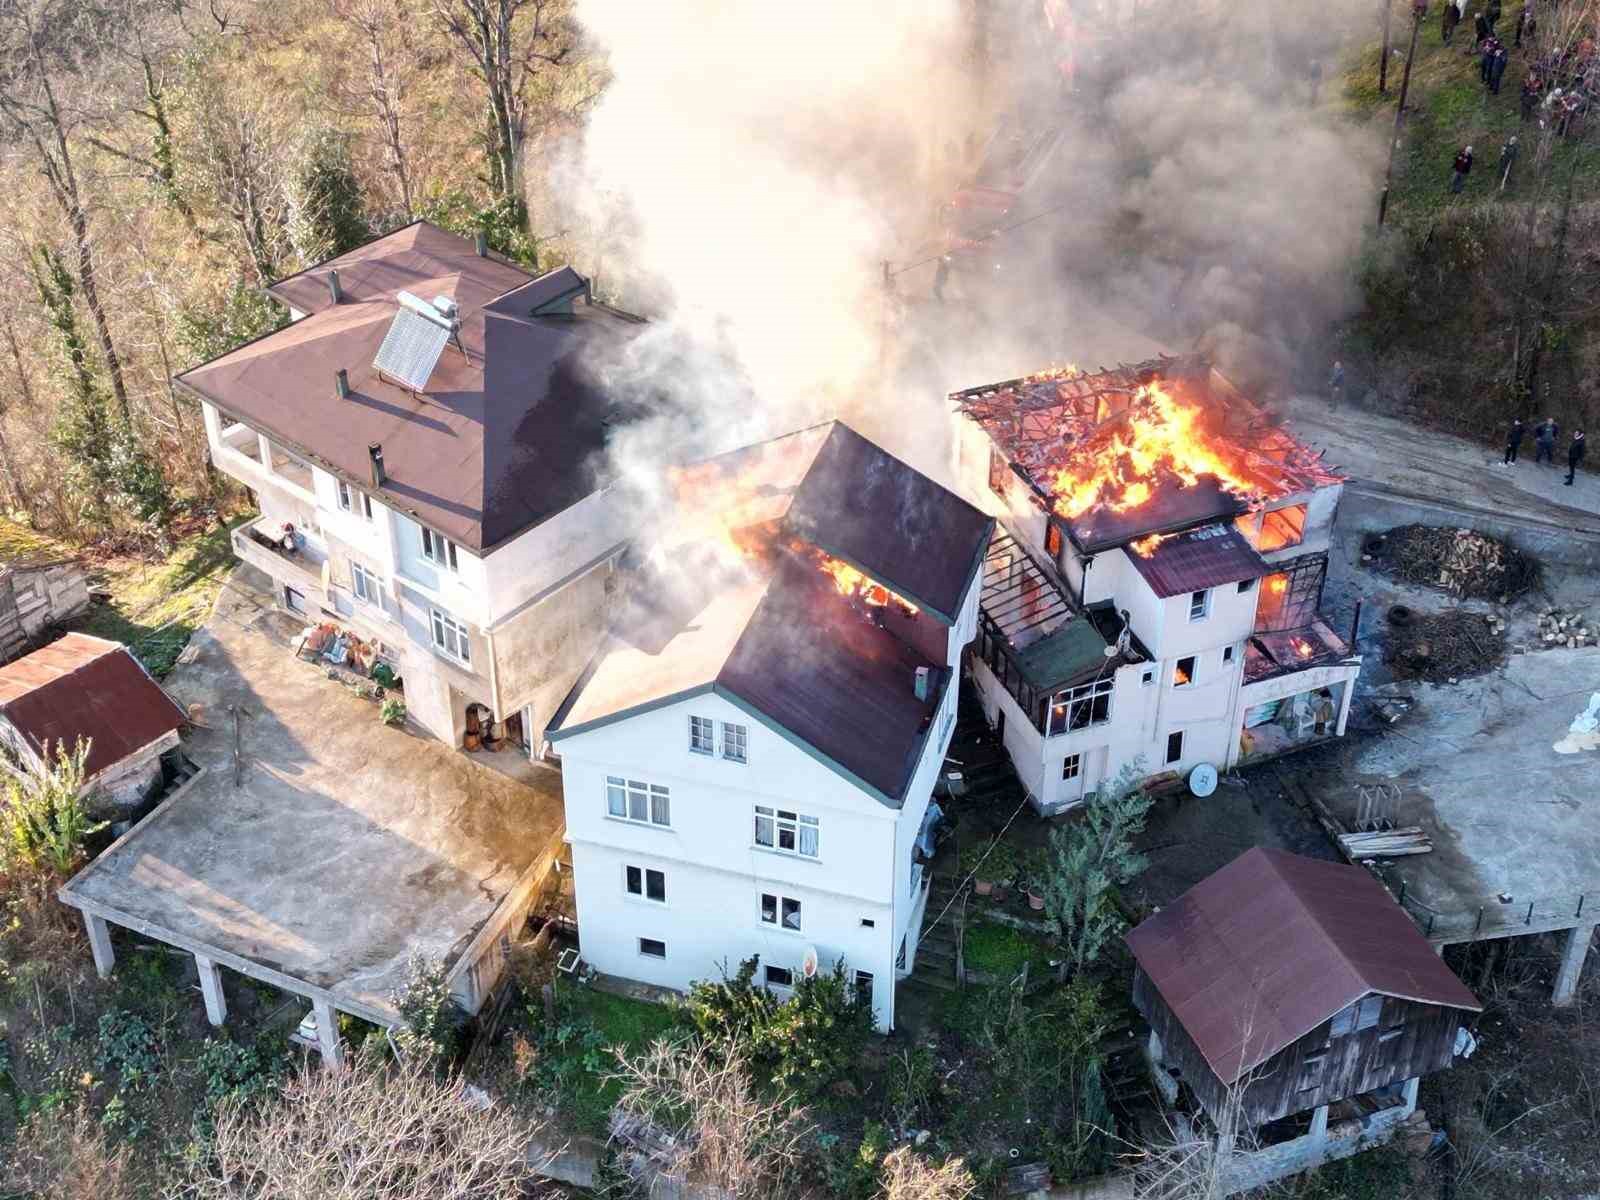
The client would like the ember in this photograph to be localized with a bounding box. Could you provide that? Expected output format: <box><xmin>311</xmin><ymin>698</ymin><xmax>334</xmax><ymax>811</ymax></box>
<box><xmin>1129</xmin><ymin>532</ymin><xmax>1168</xmax><ymax>558</ymax></box>
<box><xmin>797</xmin><ymin>543</ymin><xmax>918</xmax><ymax>613</ymax></box>
<box><xmin>1291</xmin><ymin>637</ymin><xmax>1315</xmax><ymax>659</ymax></box>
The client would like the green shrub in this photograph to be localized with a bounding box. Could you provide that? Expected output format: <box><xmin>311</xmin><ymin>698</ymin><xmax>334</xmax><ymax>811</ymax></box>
<box><xmin>389</xmin><ymin>952</ymin><xmax>462</xmax><ymax>1065</ymax></box>
<box><xmin>682</xmin><ymin>956</ymin><xmax>779</xmax><ymax>1046</ymax></box>
<box><xmin>815</xmin><ymin>1120</ymin><xmax>889</xmax><ymax>1200</ymax></box>
<box><xmin>0</xmin><ymin>738</ymin><xmax>106</xmax><ymax>876</ymax></box>
<box><xmin>379</xmin><ymin>698</ymin><xmax>406</xmax><ymax>727</ymax></box>
<box><xmin>96</xmin><ymin>1009</ymin><xmax>160</xmax><ymax>1099</ymax></box>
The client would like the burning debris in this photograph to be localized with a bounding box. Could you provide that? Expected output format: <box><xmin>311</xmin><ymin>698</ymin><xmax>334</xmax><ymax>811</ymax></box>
<box><xmin>1383</xmin><ymin>609</ymin><xmax>1506</xmax><ymax>684</ymax></box>
<box><xmin>1365</xmin><ymin>525</ymin><xmax>1540</xmax><ymax>602</ymax></box>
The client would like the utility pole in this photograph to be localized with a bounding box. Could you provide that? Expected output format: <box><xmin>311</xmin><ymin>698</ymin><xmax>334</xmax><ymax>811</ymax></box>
<box><xmin>1379</xmin><ymin>0</ymin><xmax>1394</xmax><ymax>94</ymax></box>
<box><xmin>1378</xmin><ymin>7</ymin><xmax>1425</xmax><ymax>226</ymax></box>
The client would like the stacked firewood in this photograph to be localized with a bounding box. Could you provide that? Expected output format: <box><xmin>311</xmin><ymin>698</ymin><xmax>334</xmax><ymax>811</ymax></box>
<box><xmin>1339</xmin><ymin>827</ymin><xmax>1433</xmax><ymax>858</ymax></box>
<box><xmin>1371</xmin><ymin>525</ymin><xmax>1540</xmax><ymax>601</ymax></box>
<box><xmin>1537</xmin><ymin>608</ymin><xmax>1593</xmax><ymax>648</ymax></box>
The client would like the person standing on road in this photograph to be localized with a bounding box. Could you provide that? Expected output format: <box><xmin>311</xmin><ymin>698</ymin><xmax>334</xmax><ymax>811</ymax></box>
<box><xmin>1329</xmin><ymin>360</ymin><xmax>1345</xmax><ymax>409</ymax></box>
<box><xmin>1534</xmin><ymin>416</ymin><xmax>1560</xmax><ymax>464</ymax></box>
<box><xmin>1451</xmin><ymin>145</ymin><xmax>1474</xmax><ymax>191</ymax></box>
<box><xmin>1566</xmin><ymin>430</ymin><xmax>1587</xmax><ymax>484</ymax></box>
<box><xmin>1504</xmin><ymin>417</ymin><xmax>1526</xmax><ymax>464</ymax></box>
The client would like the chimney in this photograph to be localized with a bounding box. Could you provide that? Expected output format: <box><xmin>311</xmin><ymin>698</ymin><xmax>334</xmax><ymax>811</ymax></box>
<box><xmin>914</xmin><ymin>666</ymin><xmax>931</xmax><ymax>702</ymax></box>
<box><xmin>327</xmin><ymin>269</ymin><xmax>343</xmax><ymax>305</ymax></box>
<box><xmin>369</xmin><ymin>443</ymin><xmax>386</xmax><ymax>488</ymax></box>
<box><xmin>335</xmin><ymin>369</ymin><xmax>350</xmax><ymax>399</ymax></box>
<box><xmin>474</xmin><ymin>230</ymin><xmax>488</xmax><ymax>257</ymax></box>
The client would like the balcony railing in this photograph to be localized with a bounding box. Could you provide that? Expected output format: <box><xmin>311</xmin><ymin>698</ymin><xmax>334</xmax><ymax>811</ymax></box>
<box><xmin>232</xmin><ymin>517</ymin><xmax>327</xmax><ymax>591</ymax></box>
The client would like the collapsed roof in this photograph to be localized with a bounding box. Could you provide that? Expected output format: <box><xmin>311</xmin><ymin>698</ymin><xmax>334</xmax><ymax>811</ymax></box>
<box><xmin>177</xmin><ymin>222</ymin><xmax>648</xmax><ymax>553</ymax></box>
<box><xmin>1127</xmin><ymin>847</ymin><xmax>1481</xmax><ymax>1086</ymax></box>
<box><xmin>0</xmin><ymin>633</ymin><xmax>187</xmax><ymax>780</ymax></box>
<box><xmin>954</xmin><ymin>354</ymin><xmax>1341</xmax><ymax>552</ymax></box>
<box><xmin>550</xmin><ymin>422</ymin><xmax>994</xmax><ymax>806</ymax></box>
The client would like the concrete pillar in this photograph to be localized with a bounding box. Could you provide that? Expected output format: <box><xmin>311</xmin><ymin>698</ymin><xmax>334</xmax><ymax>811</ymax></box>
<box><xmin>84</xmin><ymin>913</ymin><xmax>115</xmax><ymax>978</ymax></box>
<box><xmin>312</xmin><ymin>998</ymin><xmax>345</xmax><ymax>1070</ymax></box>
<box><xmin>1308</xmin><ymin>1104</ymin><xmax>1329</xmax><ymax>1141</ymax></box>
<box><xmin>1401</xmin><ymin>1076</ymin><xmax>1420</xmax><ymax>1114</ymax></box>
<box><xmin>257</xmin><ymin>432</ymin><xmax>272</xmax><ymax>469</ymax></box>
<box><xmin>1552</xmin><ymin>921</ymin><xmax>1597</xmax><ymax>1007</ymax></box>
<box><xmin>1334</xmin><ymin>677</ymin><xmax>1356</xmax><ymax>737</ymax></box>
<box><xmin>195</xmin><ymin>954</ymin><xmax>227</xmax><ymax>1027</ymax></box>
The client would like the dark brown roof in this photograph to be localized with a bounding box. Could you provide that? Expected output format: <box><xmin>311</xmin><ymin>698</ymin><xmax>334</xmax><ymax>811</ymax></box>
<box><xmin>550</xmin><ymin>422</ymin><xmax>990</xmax><ymax>805</ymax></box>
<box><xmin>1127</xmin><ymin>522</ymin><xmax>1268</xmax><ymax>598</ymax></box>
<box><xmin>0</xmin><ymin>633</ymin><xmax>186</xmax><ymax>780</ymax></box>
<box><xmin>1065</xmin><ymin>478</ymin><xmax>1248</xmax><ymax>554</ymax></box>
<box><xmin>1127</xmin><ymin>847</ymin><xmax>1481</xmax><ymax>1085</ymax></box>
<box><xmin>180</xmin><ymin>222</ymin><xmax>647</xmax><ymax>553</ymax></box>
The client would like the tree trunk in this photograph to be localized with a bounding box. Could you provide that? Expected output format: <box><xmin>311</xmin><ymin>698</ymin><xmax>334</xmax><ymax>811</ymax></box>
<box><xmin>1379</xmin><ymin>0</ymin><xmax>1393</xmax><ymax>94</ymax></box>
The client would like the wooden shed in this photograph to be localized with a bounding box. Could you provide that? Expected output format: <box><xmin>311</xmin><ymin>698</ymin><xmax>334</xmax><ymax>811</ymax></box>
<box><xmin>1127</xmin><ymin>847</ymin><xmax>1481</xmax><ymax>1129</ymax></box>
<box><xmin>0</xmin><ymin>633</ymin><xmax>187</xmax><ymax>811</ymax></box>
<box><xmin>0</xmin><ymin>519</ymin><xmax>91</xmax><ymax>664</ymax></box>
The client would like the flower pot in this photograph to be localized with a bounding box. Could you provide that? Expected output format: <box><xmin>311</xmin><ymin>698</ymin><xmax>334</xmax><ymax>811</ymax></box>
<box><xmin>974</xmin><ymin>878</ymin><xmax>993</xmax><ymax>896</ymax></box>
<box><xmin>1027</xmin><ymin>889</ymin><xmax>1045</xmax><ymax>911</ymax></box>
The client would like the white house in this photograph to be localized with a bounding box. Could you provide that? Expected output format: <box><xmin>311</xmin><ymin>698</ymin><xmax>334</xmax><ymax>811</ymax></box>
<box><xmin>178</xmin><ymin>222</ymin><xmax>649</xmax><ymax>754</ymax></box>
<box><xmin>950</xmin><ymin>354</ymin><xmax>1362</xmax><ymax>813</ymax></box>
<box><xmin>548</xmin><ymin>422</ymin><xmax>993</xmax><ymax>1031</ymax></box>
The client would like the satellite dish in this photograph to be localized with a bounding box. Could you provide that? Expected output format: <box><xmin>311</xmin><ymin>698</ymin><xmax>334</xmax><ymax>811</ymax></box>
<box><xmin>800</xmin><ymin>945</ymin><xmax>819</xmax><ymax>979</ymax></box>
<box><xmin>1189</xmin><ymin>763</ymin><xmax>1218</xmax><ymax>798</ymax></box>
<box><xmin>1102</xmin><ymin>644</ymin><xmax>1117</xmax><ymax>658</ymax></box>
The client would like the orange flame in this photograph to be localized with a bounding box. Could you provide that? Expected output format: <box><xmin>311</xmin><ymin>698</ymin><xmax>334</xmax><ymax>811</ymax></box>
<box><xmin>1051</xmin><ymin>382</ymin><xmax>1261</xmax><ymax>519</ymax></box>
<box><xmin>1129</xmin><ymin>532</ymin><xmax>1168</xmax><ymax>558</ymax></box>
<box><xmin>800</xmin><ymin>545</ymin><xmax>918</xmax><ymax>613</ymax></box>
<box><xmin>1291</xmin><ymin>637</ymin><xmax>1315</xmax><ymax>658</ymax></box>
<box><xmin>1267</xmin><ymin>575</ymin><xmax>1288</xmax><ymax>595</ymax></box>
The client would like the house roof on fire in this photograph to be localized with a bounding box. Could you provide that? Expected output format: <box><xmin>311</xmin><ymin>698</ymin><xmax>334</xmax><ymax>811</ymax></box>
<box><xmin>1126</xmin><ymin>848</ymin><xmax>1482</xmax><ymax>1086</ymax></box>
<box><xmin>0</xmin><ymin>633</ymin><xmax>186</xmax><ymax>780</ymax></box>
<box><xmin>548</xmin><ymin>422</ymin><xmax>993</xmax><ymax>806</ymax></box>
<box><xmin>952</xmin><ymin>355</ymin><xmax>1341</xmax><ymax>553</ymax></box>
<box><xmin>1126</xmin><ymin>522</ymin><xmax>1268</xmax><ymax>598</ymax></box>
<box><xmin>176</xmin><ymin>221</ymin><xmax>649</xmax><ymax>554</ymax></box>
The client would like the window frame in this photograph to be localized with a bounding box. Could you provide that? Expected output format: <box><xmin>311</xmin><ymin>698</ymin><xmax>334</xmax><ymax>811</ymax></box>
<box><xmin>688</xmin><ymin>715</ymin><xmax>714</xmax><ymax>755</ymax></box>
<box><xmin>351</xmin><ymin>562</ymin><xmax>376</xmax><ymax>604</ymax></box>
<box><xmin>1045</xmin><ymin>521</ymin><xmax>1063</xmax><ymax>558</ymax></box>
<box><xmin>421</xmin><ymin>527</ymin><xmax>460</xmax><ymax>572</ymax></box>
<box><xmin>1174</xmin><ymin>655</ymin><xmax>1197</xmax><ymax>688</ymax></box>
<box><xmin>987</xmin><ymin>447</ymin><xmax>1009</xmax><ymax>499</ymax></box>
<box><xmin>337</xmin><ymin>480</ymin><xmax>374</xmax><ymax>520</ymax></box>
<box><xmin>1258</xmin><ymin>503</ymin><xmax>1308</xmax><ymax>552</ymax></box>
<box><xmin>638</xmin><ymin>937</ymin><xmax>667</xmax><ymax>960</ymax></box>
<box><xmin>1165</xmin><ymin>729</ymin><xmax>1185</xmax><ymax>765</ymax></box>
<box><xmin>721</xmin><ymin>720</ymin><xmax>748</xmax><ymax>763</ymax></box>
<box><xmin>1046</xmin><ymin>676</ymin><xmax>1114</xmax><ymax>736</ymax></box>
<box><xmin>754</xmin><ymin>806</ymin><xmax>819</xmax><ymax>858</ymax></box>
<box><xmin>764</xmin><ymin>964</ymin><xmax>794</xmax><ymax>988</ymax></box>
<box><xmin>853</xmin><ymin>969</ymin><xmax>875</xmax><ymax>1001</ymax></box>
<box><xmin>1237</xmin><ymin>577</ymin><xmax>1256</xmax><ymax>594</ymax></box>
<box><xmin>624</xmin><ymin>864</ymin><xmax>666</xmax><ymax>904</ymax></box>
<box><xmin>1188</xmin><ymin>589</ymin><xmax>1210</xmax><ymax>622</ymax></box>
<box><xmin>759</xmin><ymin>891</ymin><xmax>804</xmax><ymax>932</ymax></box>
<box><xmin>1062</xmin><ymin>752</ymin><xmax>1082</xmax><ymax>781</ymax></box>
<box><xmin>606</xmin><ymin>776</ymin><xmax>671</xmax><ymax>828</ymax></box>
<box><xmin>429</xmin><ymin>607</ymin><xmax>471</xmax><ymax>666</ymax></box>
<box><xmin>1222</xmin><ymin>644</ymin><xmax>1235</xmax><ymax>664</ymax></box>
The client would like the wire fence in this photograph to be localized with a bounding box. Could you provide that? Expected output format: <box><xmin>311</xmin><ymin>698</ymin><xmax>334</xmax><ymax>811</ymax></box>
<box><xmin>1396</xmin><ymin>883</ymin><xmax>1593</xmax><ymax>940</ymax></box>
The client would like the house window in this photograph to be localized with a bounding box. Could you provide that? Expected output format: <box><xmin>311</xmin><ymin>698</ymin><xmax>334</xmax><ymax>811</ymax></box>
<box><xmin>1046</xmin><ymin>677</ymin><xmax>1113</xmax><ymax>736</ymax></box>
<box><xmin>625</xmin><ymin>865</ymin><xmax>666</xmax><ymax>903</ymax></box>
<box><xmin>721</xmin><ymin>721</ymin><xmax>748</xmax><ymax>763</ymax></box>
<box><xmin>1062</xmin><ymin>753</ymin><xmax>1082</xmax><ymax>781</ymax></box>
<box><xmin>1331</xmin><ymin>994</ymin><xmax>1385</xmax><ymax>1036</ymax></box>
<box><xmin>764</xmin><ymin>964</ymin><xmax>794</xmax><ymax>988</ymax></box>
<box><xmin>760</xmin><ymin>892</ymin><xmax>803</xmax><ymax>932</ymax></box>
<box><xmin>1165</xmin><ymin>729</ymin><xmax>1184</xmax><ymax>765</ymax></box>
<box><xmin>1140</xmin><ymin>668</ymin><xmax>1155</xmax><ymax>686</ymax></box>
<box><xmin>1222</xmin><ymin>645</ymin><xmax>1235</xmax><ymax>664</ymax></box>
<box><xmin>606</xmin><ymin>776</ymin><xmax>671</xmax><ymax>827</ymax></box>
<box><xmin>1237</xmin><ymin>578</ymin><xmax>1255</xmax><ymax>593</ymax></box>
<box><xmin>429</xmin><ymin>608</ymin><xmax>471</xmax><ymax>666</ymax></box>
<box><xmin>754</xmin><ymin>807</ymin><xmax>819</xmax><ymax>858</ymax></box>
<box><xmin>337</xmin><ymin>480</ymin><xmax>353</xmax><ymax>512</ymax></box>
<box><xmin>1174</xmin><ymin>656</ymin><xmax>1197</xmax><ymax>688</ymax></box>
<box><xmin>987</xmin><ymin>447</ymin><xmax>1009</xmax><ymax>499</ymax></box>
<box><xmin>422</xmin><ymin>528</ymin><xmax>459</xmax><ymax>572</ymax></box>
<box><xmin>351</xmin><ymin>563</ymin><xmax>377</xmax><ymax>604</ymax></box>
<box><xmin>1299</xmin><ymin>1053</ymin><xmax>1326</xmax><ymax>1090</ymax></box>
<box><xmin>1189</xmin><ymin>589</ymin><xmax>1210</xmax><ymax>622</ymax></box>
<box><xmin>336</xmin><ymin>480</ymin><xmax>373</xmax><ymax>518</ymax></box>
<box><xmin>854</xmin><ymin>970</ymin><xmax>875</xmax><ymax>1000</ymax></box>
<box><xmin>1378</xmin><ymin>1023</ymin><xmax>1405</xmax><ymax>1045</ymax></box>
<box><xmin>860</xmin><ymin>918</ymin><xmax>876</xmax><ymax>928</ymax></box>
<box><xmin>1259</xmin><ymin>504</ymin><xmax>1308</xmax><ymax>552</ymax></box>
<box><xmin>1045</xmin><ymin>521</ymin><xmax>1063</xmax><ymax>557</ymax></box>
<box><xmin>638</xmin><ymin>938</ymin><xmax>666</xmax><ymax>959</ymax></box>
<box><xmin>689</xmin><ymin>715</ymin><xmax>714</xmax><ymax>755</ymax></box>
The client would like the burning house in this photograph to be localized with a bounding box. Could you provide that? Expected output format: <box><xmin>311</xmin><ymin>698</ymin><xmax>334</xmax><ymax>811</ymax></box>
<box><xmin>951</xmin><ymin>354</ymin><xmax>1361</xmax><ymax>812</ymax></box>
<box><xmin>548</xmin><ymin>422</ymin><xmax>992</xmax><ymax>1031</ymax></box>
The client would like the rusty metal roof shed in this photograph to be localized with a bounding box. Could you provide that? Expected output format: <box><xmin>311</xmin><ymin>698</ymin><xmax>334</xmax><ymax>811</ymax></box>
<box><xmin>1126</xmin><ymin>847</ymin><xmax>1481</xmax><ymax>1086</ymax></box>
<box><xmin>0</xmin><ymin>633</ymin><xmax>186</xmax><ymax>780</ymax></box>
<box><xmin>1127</xmin><ymin>522</ymin><xmax>1269</xmax><ymax>598</ymax></box>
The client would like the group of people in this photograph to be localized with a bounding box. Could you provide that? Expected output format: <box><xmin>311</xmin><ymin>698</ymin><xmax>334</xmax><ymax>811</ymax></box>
<box><xmin>1503</xmin><ymin>417</ymin><xmax>1587</xmax><ymax>484</ymax></box>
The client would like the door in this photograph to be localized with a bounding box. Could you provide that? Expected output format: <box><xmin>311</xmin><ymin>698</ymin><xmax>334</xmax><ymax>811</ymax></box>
<box><xmin>284</xmin><ymin>585</ymin><xmax>306</xmax><ymax>615</ymax></box>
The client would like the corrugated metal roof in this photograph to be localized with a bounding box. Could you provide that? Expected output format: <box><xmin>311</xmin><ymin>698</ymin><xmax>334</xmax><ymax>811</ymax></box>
<box><xmin>1127</xmin><ymin>522</ymin><xmax>1268</xmax><ymax>598</ymax></box>
<box><xmin>1126</xmin><ymin>847</ymin><xmax>1481</xmax><ymax>1085</ymax></box>
<box><xmin>0</xmin><ymin>633</ymin><xmax>187</xmax><ymax>779</ymax></box>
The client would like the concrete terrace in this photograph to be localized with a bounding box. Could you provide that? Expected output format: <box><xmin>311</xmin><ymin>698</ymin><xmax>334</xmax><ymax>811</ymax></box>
<box><xmin>61</xmin><ymin>565</ymin><xmax>564</xmax><ymax>1032</ymax></box>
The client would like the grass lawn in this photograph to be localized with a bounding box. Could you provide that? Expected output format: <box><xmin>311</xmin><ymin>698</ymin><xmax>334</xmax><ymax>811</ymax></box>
<box><xmin>542</xmin><ymin>982</ymin><xmax>681</xmax><ymax>1133</ymax></box>
<box><xmin>576</xmin><ymin>985</ymin><xmax>681</xmax><ymax>1050</ymax></box>
<box><xmin>1339</xmin><ymin>2</ymin><xmax>1600</xmax><ymax>226</ymax></box>
<box><xmin>962</xmin><ymin>919</ymin><xmax>1058</xmax><ymax>980</ymax></box>
<box><xmin>69</xmin><ymin>515</ymin><xmax>247</xmax><ymax>676</ymax></box>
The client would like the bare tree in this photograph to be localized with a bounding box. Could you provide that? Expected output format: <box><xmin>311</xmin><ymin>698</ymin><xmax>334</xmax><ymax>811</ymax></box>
<box><xmin>330</xmin><ymin>0</ymin><xmax>418</xmax><ymax>221</ymax></box>
<box><xmin>877</xmin><ymin>1146</ymin><xmax>978</xmax><ymax>1200</ymax></box>
<box><xmin>0</xmin><ymin>0</ymin><xmax>135</xmax><ymax>424</ymax></box>
<box><xmin>431</xmin><ymin>0</ymin><xmax>574</xmax><ymax>224</ymax></box>
<box><xmin>2</xmin><ymin>1104</ymin><xmax>135</xmax><ymax>1200</ymax></box>
<box><xmin>610</xmin><ymin>1035</ymin><xmax>813</xmax><ymax>1199</ymax></box>
<box><xmin>185</xmin><ymin>1051</ymin><xmax>546</xmax><ymax>1200</ymax></box>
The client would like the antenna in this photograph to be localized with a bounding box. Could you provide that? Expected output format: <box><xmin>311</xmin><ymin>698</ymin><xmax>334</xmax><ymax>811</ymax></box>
<box><xmin>372</xmin><ymin>290</ymin><xmax>458</xmax><ymax>392</ymax></box>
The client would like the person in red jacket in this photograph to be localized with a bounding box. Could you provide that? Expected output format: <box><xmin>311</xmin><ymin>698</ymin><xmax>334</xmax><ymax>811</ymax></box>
<box><xmin>1450</xmin><ymin>145</ymin><xmax>1474</xmax><ymax>192</ymax></box>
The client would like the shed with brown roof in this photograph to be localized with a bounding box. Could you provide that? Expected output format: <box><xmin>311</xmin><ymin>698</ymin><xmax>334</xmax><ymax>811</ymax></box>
<box><xmin>0</xmin><ymin>633</ymin><xmax>187</xmax><ymax>807</ymax></box>
<box><xmin>1127</xmin><ymin>847</ymin><xmax>1480</xmax><ymax>1128</ymax></box>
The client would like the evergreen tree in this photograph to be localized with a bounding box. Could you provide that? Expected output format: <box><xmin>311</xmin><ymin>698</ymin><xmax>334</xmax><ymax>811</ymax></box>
<box><xmin>287</xmin><ymin>129</ymin><xmax>370</xmax><ymax>264</ymax></box>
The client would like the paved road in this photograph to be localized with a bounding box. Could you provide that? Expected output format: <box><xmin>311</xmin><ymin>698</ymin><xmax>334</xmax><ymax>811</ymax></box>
<box><xmin>1278</xmin><ymin>394</ymin><xmax>1600</xmax><ymax>537</ymax></box>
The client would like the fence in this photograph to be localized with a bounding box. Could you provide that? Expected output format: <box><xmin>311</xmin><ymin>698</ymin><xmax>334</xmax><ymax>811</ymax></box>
<box><xmin>1396</xmin><ymin>883</ymin><xmax>1592</xmax><ymax>941</ymax></box>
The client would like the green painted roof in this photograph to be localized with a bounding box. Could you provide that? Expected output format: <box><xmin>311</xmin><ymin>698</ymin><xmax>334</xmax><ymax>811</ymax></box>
<box><xmin>1013</xmin><ymin>618</ymin><xmax>1111</xmax><ymax>691</ymax></box>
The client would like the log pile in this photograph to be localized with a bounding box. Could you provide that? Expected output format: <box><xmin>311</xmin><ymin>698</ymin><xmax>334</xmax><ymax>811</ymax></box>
<box><xmin>1368</xmin><ymin>525</ymin><xmax>1540</xmax><ymax>601</ymax></box>
<box><xmin>1339</xmin><ymin>826</ymin><xmax>1433</xmax><ymax>857</ymax></box>
<box><xmin>1536</xmin><ymin>607</ymin><xmax>1593</xmax><ymax>649</ymax></box>
<box><xmin>1383</xmin><ymin>610</ymin><xmax>1506</xmax><ymax>683</ymax></box>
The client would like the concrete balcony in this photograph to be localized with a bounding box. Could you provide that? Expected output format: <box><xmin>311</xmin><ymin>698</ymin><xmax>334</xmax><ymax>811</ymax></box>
<box><xmin>232</xmin><ymin>516</ymin><xmax>328</xmax><ymax>598</ymax></box>
<box><xmin>211</xmin><ymin>424</ymin><xmax>318</xmax><ymax>507</ymax></box>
